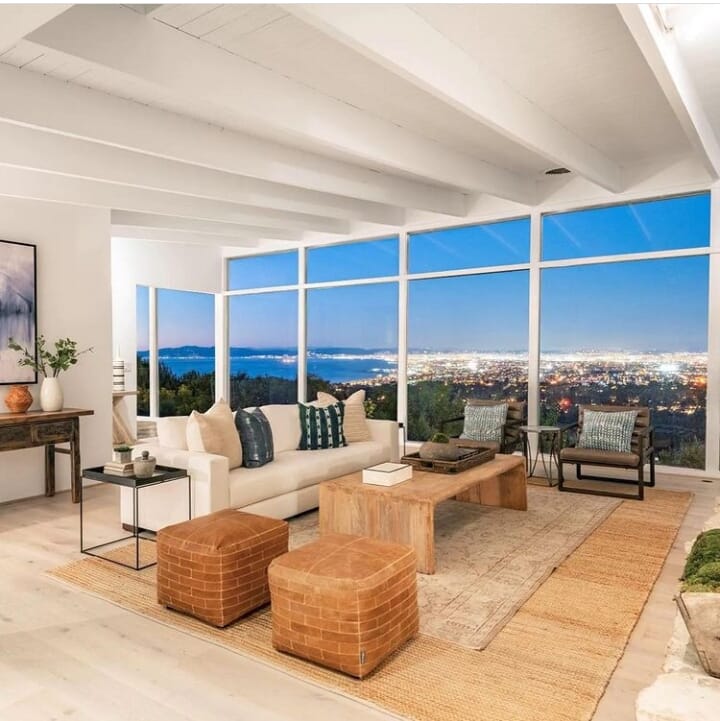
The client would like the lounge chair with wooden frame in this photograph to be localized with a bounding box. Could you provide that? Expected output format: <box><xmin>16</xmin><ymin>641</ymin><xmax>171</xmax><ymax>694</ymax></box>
<box><xmin>557</xmin><ymin>404</ymin><xmax>655</xmax><ymax>501</ymax></box>
<box><xmin>440</xmin><ymin>399</ymin><xmax>526</xmax><ymax>455</ymax></box>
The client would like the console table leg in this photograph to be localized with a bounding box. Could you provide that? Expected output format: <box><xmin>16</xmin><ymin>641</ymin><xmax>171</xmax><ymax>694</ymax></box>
<box><xmin>45</xmin><ymin>444</ymin><xmax>55</xmax><ymax>497</ymax></box>
<box><xmin>71</xmin><ymin>419</ymin><xmax>81</xmax><ymax>504</ymax></box>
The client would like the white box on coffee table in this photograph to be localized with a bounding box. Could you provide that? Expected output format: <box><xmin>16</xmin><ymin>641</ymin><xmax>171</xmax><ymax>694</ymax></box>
<box><xmin>362</xmin><ymin>462</ymin><xmax>412</xmax><ymax>486</ymax></box>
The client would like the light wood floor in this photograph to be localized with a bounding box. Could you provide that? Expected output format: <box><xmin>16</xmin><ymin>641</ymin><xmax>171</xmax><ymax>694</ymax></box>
<box><xmin>0</xmin><ymin>473</ymin><xmax>716</xmax><ymax>721</ymax></box>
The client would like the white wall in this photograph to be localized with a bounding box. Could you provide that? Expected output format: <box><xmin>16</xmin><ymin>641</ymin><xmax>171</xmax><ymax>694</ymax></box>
<box><xmin>0</xmin><ymin>198</ymin><xmax>112</xmax><ymax>503</ymax></box>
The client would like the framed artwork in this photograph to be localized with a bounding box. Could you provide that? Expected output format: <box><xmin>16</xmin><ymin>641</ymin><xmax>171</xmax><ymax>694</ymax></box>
<box><xmin>0</xmin><ymin>239</ymin><xmax>37</xmax><ymax>384</ymax></box>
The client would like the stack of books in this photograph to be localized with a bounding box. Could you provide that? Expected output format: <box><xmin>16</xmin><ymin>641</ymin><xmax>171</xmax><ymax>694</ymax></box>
<box><xmin>362</xmin><ymin>462</ymin><xmax>412</xmax><ymax>486</ymax></box>
<box><xmin>103</xmin><ymin>460</ymin><xmax>135</xmax><ymax>477</ymax></box>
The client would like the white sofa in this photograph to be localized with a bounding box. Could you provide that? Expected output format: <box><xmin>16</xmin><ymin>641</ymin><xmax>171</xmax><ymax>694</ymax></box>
<box><xmin>121</xmin><ymin>404</ymin><xmax>399</xmax><ymax>531</ymax></box>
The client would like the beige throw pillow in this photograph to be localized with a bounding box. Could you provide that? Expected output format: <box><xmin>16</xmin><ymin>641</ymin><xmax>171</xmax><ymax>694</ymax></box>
<box><xmin>316</xmin><ymin>389</ymin><xmax>371</xmax><ymax>443</ymax></box>
<box><xmin>186</xmin><ymin>400</ymin><xmax>242</xmax><ymax>469</ymax></box>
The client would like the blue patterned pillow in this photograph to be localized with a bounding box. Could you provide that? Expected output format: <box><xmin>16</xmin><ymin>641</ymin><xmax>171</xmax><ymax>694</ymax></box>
<box><xmin>578</xmin><ymin>409</ymin><xmax>638</xmax><ymax>453</ymax></box>
<box><xmin>460</xmin><ymin>403</ymin><xmax>508</xmax><ymax>444</ymax></box>
<box><xmin>298</xmin><ymin>402</ymin><xmax>346</xmax><ymax>450</ymax></box>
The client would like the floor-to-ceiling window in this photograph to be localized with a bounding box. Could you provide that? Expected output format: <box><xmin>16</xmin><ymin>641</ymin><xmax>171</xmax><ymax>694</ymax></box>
<box><xmin>156</xmin><ymin>288</ymin><xmax>215</xmax><ymax>416</ymax></box>
<box><xmin>406</xmin><ymin>219</ymin><xmax>530</xmax><ymax>440</ymax></box>
<box><xmin>228</xmin><ymin>251</ymin><xmax>299</xmax><ymax>409</ymax></box>
<box><xmin>539</xmin><ymin>193</ymin><xmax>710</xmax><ymax>468</ymax></box>
<box><xmin>306</xmin><ymin>238</ymin><xmax>399</xmax><ymax>418</ymax></box>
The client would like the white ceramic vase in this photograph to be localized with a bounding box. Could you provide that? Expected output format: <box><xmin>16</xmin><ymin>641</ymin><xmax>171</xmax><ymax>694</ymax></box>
<box><xmin>40</xmin><ymin>377</ymin><xmax>63</xmax><ymax>412</ymax></box>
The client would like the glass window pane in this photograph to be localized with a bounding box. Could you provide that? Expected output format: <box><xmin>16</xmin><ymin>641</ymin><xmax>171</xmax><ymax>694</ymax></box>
<box><xmin>407</xmin><ymin>271</ymin><xmax>529</xmax><ymax>441</ymax></box>
<box><xmin>227</xmin><ymin>251</ymin><xmax>298</xmax><ymax>291</ymax></box>
<box><xmin>542</xmin><ymin>193</ymin><xmax>710</xmax><ymax>261</ymax></box>
<box><xmin>229</xmin><ymin>291</ymin><xmax>298</xmax><ymax>408</ymax></box>
<box><xmin>409</xmin><ymin>218</ymin><xmax>530</xmax><ymax>274</ymax></box>
<box><xmin>136</xmin><ymin>285</ymin><xmax>149</xmax><ymax>417</ymax></box>
<box><xmin>307</xmin><ymin>237</ymin><xmax>398</xmax><ymax>282</ymax></box>
<box><xmin>157</xmin><ymin>289</ymin><xmax>215</xmax><ymax>416</ymax></box>
<box><xmin>306</xmin><ymin>283</ymin><xmax>398</xmax><ymax>420</ymax></box>
<box><xmin>540</xmin><ymin>256</ymin><xmax>708</xmax><ymax>469</ymax></box>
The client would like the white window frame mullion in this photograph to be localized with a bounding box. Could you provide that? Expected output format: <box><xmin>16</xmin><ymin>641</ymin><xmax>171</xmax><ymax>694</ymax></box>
<box><xmin>705</xmin><ymin>185</ymin><xmax>720</xmax><ymax>473</ymax></box>
<box><xmin>148</xmin><ymin>285</ymin><xmax>159</xmax><ymax>418</ymax></box>
<box><xmin>528</xmin><ymin>211</ymin><xmax>542</xmax><ymax>430</ymax></box>
<box><xmin>397</xmin><ymin>230</ymin><xmax>409</xmax><ymax>431</ymax></box>
<box><xmin>297</xmin><ymin>247</ymin><xmax>307</xmax><ymax>402</ymax></box>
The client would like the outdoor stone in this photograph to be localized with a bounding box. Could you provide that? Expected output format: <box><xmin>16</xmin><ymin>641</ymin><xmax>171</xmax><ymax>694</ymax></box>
<box><xmin>636</xmin><ymin>672</ymin><xmax>720</xmax><ymax>721</ymax></box>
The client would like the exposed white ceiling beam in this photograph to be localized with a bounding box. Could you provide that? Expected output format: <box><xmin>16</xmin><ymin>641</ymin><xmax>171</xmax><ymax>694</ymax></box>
<box><xmin>618</xmin><ymin>4</ymin><xmax>720</xmax><ymax>180</ymax></box>
<box><xmin>0</xmin><ymin>4</ymin><xmax>70</xmax><ymax>52</ymax></box>
<box><xmin>0</xmin><ymin>121</ymin><xmax>403</xmax><ymax>225</ymax></box>
<box><xmin>27</xmin><ymin>4</ymin><xmax>535</xmax><ymax>204</ymax></box>
<box><xmin>111</xmin><ymin>211</ymin><xmax>303</xmax><ymax>242</ymax></box>
<box><xmin>289</xmin><ymin>4</ymin><xmax>623</xmax><ymax>193</ymax></box>
<box><xmin>0</xmin><ymin>166</ymin><xmax>349</xmax><ymax>234</ymax></box>
<box><xmin>112</xmin><ymin>226</ymin><xmax>262</xmax><ymax>249</ymax></box>
<box><xmin>0</xmin><ymin>64</ymin><xmax>464</xmax><ymax>217</ymax></box>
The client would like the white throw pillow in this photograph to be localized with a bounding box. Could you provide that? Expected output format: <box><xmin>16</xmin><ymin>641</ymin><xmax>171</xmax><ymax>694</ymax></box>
<box><xmin>156</xmin><ymin>416</ymin><xmax>189</xmax><ymax>450</ymax></box>
<box><xmin>260</xmin><ymin>404</ymin><xmax>302</xmax><ymax>453</ymax></box>
<box><xmin>316</xmin><ymin>390</ymin><xmax>371</xmax><ymax>443</ymax></box>
<box><xmin>186</xmin><ymin>399</ymin><xmax>242</xmax><ymax>469</ymax></box>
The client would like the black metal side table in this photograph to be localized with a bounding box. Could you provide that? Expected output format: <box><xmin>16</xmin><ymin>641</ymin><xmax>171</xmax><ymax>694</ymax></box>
<box><xmin>80</xmin><ymin>465</ymin><xmax>190</xmax><ymax>570</ymax></box>
<box><xmin>519</xmin><ymin>424</ymin><xmax>572</xmax><ymax>487</ymax></box>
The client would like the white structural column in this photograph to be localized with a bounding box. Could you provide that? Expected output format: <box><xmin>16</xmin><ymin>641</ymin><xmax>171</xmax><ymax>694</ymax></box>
<box><xmin>704</xmin><ymin>186</ymin><xmax>720</xmax><ymax>473</ymax></box>
<box><xmin>0</xmin><ymin>4</ymin><xmax>70</xmax><ymax>51</ymax></box>
<box><xmin>148</xmin><ymin>287</ymin><xmax>159</xmax><ymax>418</ymax></box>
<box><xmin>619</xmin><ymin>4</ymin><xmax>720</xmax><ymax>179</ymax></box>
<box><xmin>27</xmin><ymin>5</ymin><xmax>534</xmax><ymax>204</ymax></box>
<box><xmin>290</xmin><ymin>4</ymin><xmax>623</xmax><ymax>192</ymax></box>
<box><xmin>527</xmin><ymin>211</ymin><xmax>543</xmax><ymax>438</ymax></box>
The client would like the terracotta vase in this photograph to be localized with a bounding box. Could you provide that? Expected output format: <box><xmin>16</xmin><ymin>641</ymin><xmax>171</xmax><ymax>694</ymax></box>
<box><xmin>5</xmin><ymin>385</ymin><xmax>33</xmax><ymax>413</ymax></box>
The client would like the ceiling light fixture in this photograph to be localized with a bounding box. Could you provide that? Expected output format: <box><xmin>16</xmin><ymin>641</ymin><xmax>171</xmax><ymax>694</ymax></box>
<box><xmin>544</xmin><ymin>167</ymin><xmax>571</xmax><ymax>176</ymax></box>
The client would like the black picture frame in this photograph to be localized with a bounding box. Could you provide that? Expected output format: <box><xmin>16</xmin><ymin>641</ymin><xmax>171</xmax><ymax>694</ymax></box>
<box><xmin>0</xmin><ymin>239</ymin><xmax>38</xmax><ymax>385</ymax></box>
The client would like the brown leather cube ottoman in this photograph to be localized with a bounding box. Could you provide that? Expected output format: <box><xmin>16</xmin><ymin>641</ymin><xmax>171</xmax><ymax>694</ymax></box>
<box><xmin>157</xmin><ymin>509</ymin><xmax>288</xmax><ymax>627</ymax></box>
<box><xmin>268</xmin><ymin>533</ymin><xmax>418</xmax><ymax>678</ymax></box>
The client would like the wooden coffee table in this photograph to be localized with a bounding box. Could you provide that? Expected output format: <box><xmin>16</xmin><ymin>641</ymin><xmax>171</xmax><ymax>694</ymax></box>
<box><xmin>319</xmin><ymin>454</ymin><xmax>527</xmax><ymax>574</ymax></box>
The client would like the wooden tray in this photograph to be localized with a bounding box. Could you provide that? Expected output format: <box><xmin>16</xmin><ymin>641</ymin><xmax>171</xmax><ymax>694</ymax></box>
<box><xmin>401</xmin><ymin>447</ymin><xmax>496</xmax><ymax>474</ymax></box>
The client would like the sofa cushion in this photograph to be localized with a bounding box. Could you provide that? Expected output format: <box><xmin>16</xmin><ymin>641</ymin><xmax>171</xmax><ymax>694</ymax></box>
<box><xmin>157</xmin><ymin>416</ymin><xmax>189</xmax><ymax>450</ymax></box>
<box><xmin>236</xmin><ymin>408</ymin><xmax>274</xmax><ymax>468</ymax></box>
<box><xmin>229</xmin><ymin>441</ymin><xmax>388</xmax><ymax>509</ymax></box>
<box><xmin>260</xmin><ymin>404</ymin><xmax>302</xmax><ymax>453</ymax></box>
<box><xmin>316</xmin><ymin>390</ymin><xmax>370</xmax><ymax>443</ymax></box>
<box><xmin>298</xmin><ymin>402</ymin><xmax>346</xmax><ymax>450</ymax></box>
<box><xmin>186</xmin><ymin>401</ymin><xmax>242</xmax><ymax>469</ymax></box>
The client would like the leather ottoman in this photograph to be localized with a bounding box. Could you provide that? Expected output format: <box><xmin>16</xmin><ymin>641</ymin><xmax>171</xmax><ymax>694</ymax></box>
<box><xmin>157</xmin><ymin>509</ymin><xmax>288</xmax><ymax>627</ymax></box>
<box><xmin>268</xmin><ymin>533</ymin><xmax>418</xmax><ymax>678</ymax></box>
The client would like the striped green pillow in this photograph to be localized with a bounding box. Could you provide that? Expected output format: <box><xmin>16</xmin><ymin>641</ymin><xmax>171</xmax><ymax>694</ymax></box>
<box><xmin>298</xmin><ymin>402</ymin><xmax>346</xmax><ymax>450</ymax></box>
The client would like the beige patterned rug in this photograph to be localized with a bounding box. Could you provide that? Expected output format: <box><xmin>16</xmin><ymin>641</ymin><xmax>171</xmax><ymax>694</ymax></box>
<box><xmin>48</xmin><ymin>489</ymin><xmax>692</xmax><ymax>721</ymax></box>
<box><xmin>79</xmin><ymin>486</ymin><xmax>618</xmax><ymax>649</ymax></box>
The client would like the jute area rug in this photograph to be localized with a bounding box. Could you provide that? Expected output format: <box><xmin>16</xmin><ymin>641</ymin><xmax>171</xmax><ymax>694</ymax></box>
<box><xmin>49</xmin><ymin>488</ymin><xmax>691</xmax><ymax>721</ymax></box>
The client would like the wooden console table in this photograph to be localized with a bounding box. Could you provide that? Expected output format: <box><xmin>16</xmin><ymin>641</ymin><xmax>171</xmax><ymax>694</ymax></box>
<box><xmin>0</xmin><ymin>408</ymin><xmax>94</xmax><ymax>503</ymax></box>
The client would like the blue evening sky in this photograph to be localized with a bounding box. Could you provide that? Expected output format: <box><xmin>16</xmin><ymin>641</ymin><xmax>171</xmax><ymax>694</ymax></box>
<box><xmin>140</xmin><ymin>193</ymin><xmax>710</xmax><ymax>352</ymax></box>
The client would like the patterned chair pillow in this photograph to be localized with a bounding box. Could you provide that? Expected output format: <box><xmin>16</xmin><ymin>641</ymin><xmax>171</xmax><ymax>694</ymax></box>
<box><xmin>298</xmin><ymin>402</ymin><xmax>346</xmax><ymax>450</ymax></box>
<box><xmin>578</xmin><ymin>409</ymin><xmax>638</xmax><ymax>453</ymax></box>
<box><xmin>460</xmin><ymin>403</ymin><xmax>508</xmax><ymax>444</ymax></box>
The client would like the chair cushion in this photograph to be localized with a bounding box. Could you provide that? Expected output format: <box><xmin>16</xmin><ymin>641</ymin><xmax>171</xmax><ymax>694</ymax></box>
<box><xmin>560</xmin><ymin>446</ymin><xmax>640</xmax><ymax>467</ymax></box>
<box><xmin>236</xmin><ymin>408</ymin><xmax>274</xmax><ymax>468</ymax></box>
<box><xmin>578</xmin><ymin>409</ymin><xmax>638</xmax><ymax>453</ymax></box>
<box><xmin>460</xmin><ymin>403</ymin><xmax>508</xmax><ymax>444</ymax></box>
<box><xmin>186</xmin><ymin>401</ymin><xmax>242</xmax><ymax>469</ymax></box>
<box><xmin>316</xmin><ymin>389</ymin><xmax>370</xmax><ymax>443</ymax></box>
<box><xmin>298</xmin><ymin>402</ymin><xmax>346</xmax><ymax>450</ymax></box>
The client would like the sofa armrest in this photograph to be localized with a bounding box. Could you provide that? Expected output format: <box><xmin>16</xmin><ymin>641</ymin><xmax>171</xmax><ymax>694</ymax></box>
<box><xmin>366</xmin><ymin>419</ymin><xmax>399</xmax><ymax>462</ymax></box>
<box><xmin>120</xmin><ymin>444</ymin><xmax>231</xmax><ymax>530</ymax></box>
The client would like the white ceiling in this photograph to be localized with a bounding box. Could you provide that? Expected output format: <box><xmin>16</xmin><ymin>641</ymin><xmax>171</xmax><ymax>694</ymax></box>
<box><xmin>0</xmin><ymin>3</ymin><xmax>717</xmax><ymax>248</ymax></box>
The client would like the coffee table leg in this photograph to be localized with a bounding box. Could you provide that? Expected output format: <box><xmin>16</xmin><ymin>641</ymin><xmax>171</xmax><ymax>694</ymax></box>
<box><xmin>456</xmin><ymin>463</ymin><xmax>528</xmax><ymax>511</ymax></box>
